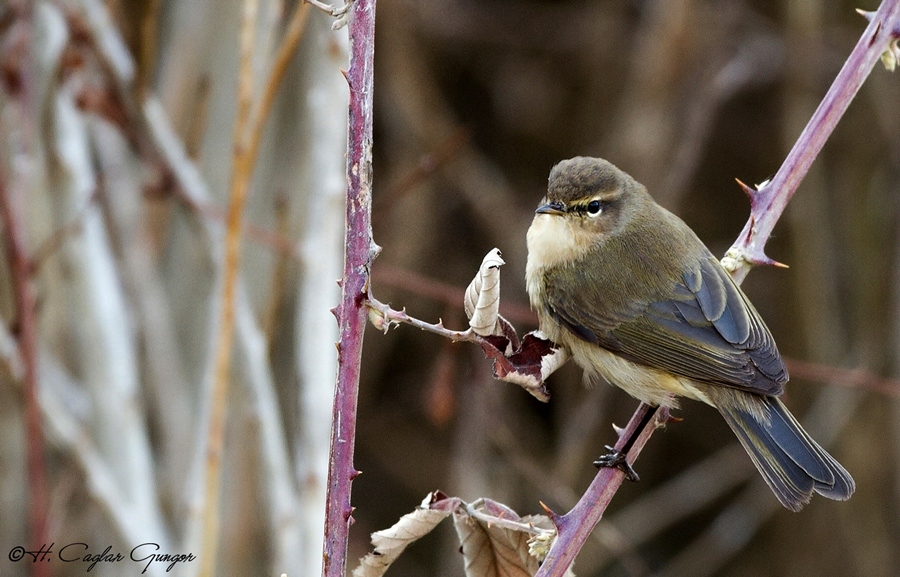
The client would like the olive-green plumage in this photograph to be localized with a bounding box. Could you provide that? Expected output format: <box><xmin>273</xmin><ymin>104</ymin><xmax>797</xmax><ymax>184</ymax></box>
<box><xmin>526</xmin><ymin>156</ymin><xmax>854</xmax><ymax>511</ymax></box>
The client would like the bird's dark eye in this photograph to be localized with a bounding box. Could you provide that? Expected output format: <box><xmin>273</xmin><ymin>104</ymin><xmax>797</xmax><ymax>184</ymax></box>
<box><xmin>587</xmin><ymin>200</ymin><xmax>602</xmax><ymax>215</ymax></box>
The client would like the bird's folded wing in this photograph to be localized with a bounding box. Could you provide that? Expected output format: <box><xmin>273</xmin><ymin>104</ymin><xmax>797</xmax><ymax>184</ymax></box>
<box><xmin>549</xmin><ymin>256</ymin><xmax>787</xmax><ymax>396</ymax></box>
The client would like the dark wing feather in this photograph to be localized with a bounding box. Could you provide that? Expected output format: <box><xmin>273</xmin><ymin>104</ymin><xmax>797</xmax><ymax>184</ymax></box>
<box><xmin>547</xmin><ymin>256</ymin><xmax>786</xmax><ymax>396</ymax></box>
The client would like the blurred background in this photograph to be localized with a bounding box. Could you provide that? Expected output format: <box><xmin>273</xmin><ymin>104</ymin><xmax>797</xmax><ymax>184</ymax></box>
<box><xmin>1</xmin><ymin>0</ymin><xmax>899</xmax><ymax>576</ymax></box>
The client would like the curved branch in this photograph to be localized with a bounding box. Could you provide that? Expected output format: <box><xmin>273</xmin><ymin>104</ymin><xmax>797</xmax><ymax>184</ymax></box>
<box><xmin>723</xmin><ymin>0</ymin><xmax>900</xmax><ymax>282</ymax></box>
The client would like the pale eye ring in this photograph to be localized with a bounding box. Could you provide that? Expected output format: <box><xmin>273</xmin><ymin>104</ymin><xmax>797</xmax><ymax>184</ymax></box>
<box><xmin>586</xmin><ymin>200</ymin><xmax>602</xmax><ymax>216</ymax></box>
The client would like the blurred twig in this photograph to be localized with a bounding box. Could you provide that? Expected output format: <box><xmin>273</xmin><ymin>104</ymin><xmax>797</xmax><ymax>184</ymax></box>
<box><xmin>28</xmin><ymin>191</ymin><xmax>99</xmax><ymax>274</ymax></box>
<box><xmin>170</xmin><ymin>186</ymin><xmax>302</xmax><ymax>258</ymax></box>
<box><xmin>786</xmin><ymin>358</ymin><xmax>900</xmax><ymax>398</ymax></box>
<box><xmin>137</xmin><ymin>0</ymin><xmax>161</xmax><ymax>98</ymax></box>
<box><xmin>661</xmin><ymin>30</ymin><xmax>785</xmax><ymax>208</ymax></box>
<box><xmin>200</xmin><ymin>0</ymin><xmax>259</xmax><ymax>574</ymax></box>
<box><xmin>263</xmin><ymin>195</ymin><xmax>292</xmax><ymax>347</ymax></box>
<box><xmin>184</xmin><ymin>76</ymin><xmax>210</xmax><ymax>159</ymax></box>
<box><xmin>200</xmin><ymin>0</ymin><xmax>315</xmax><ymax>571</ymax></box>
<box><xmin>373</xmin><ymin>126</ymin><xmax>469</xmax><ymax>223</ymax></box>
<box><xmin>0</xmin><ymin>151</ymin><xmax>48</xmax><ymax>577</ymax></box>
<box><xmin>247</xmin><ymin>1</ymin><xmax>311</xmax><ymax>165</ymax></box>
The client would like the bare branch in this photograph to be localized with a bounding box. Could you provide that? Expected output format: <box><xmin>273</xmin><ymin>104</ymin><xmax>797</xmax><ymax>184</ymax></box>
<box><xmin>321</xmin><ymin>0</ymin><xmax>377</xmax><ymax>575</ymax></box>
<box><xmin>723</xmin><ymin>0</ymin><xmax>900</xmax><ymax>282</ymax></box>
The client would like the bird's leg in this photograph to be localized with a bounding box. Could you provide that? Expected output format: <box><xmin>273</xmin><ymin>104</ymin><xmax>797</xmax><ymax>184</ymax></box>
<box><xmin>593</xmin><ymin>404</ymin><xmax>659</xmax><ymax>482</ymax></box>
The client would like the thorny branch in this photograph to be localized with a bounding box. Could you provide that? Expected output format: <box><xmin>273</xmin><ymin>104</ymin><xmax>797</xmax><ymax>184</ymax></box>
<box><xmin>723</xmin><ymin>0</ymin><xmax>900</xmax><ymax>282</ymax></box>
<box><xmin>322</xmin><ymin>0</ymin><xmax>376</xmax><ymax>576</ymax></box>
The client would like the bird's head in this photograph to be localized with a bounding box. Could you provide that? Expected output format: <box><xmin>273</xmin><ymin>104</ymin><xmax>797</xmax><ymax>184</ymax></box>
<box><xmin>527</xmin><ymin>157</ymin><xmax>646</xmax><ymax>271</ymax></box>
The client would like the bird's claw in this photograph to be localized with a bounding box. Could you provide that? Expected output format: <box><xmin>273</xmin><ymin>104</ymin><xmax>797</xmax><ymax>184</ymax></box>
<box><xmin>593</xmin><ymin>445</ymin><xmax>640</xmax><ymax>482</ymax></box>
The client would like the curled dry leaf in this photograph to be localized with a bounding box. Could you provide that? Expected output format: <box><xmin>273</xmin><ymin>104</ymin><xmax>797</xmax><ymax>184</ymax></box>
<box><xmin>464</xmin><ymin>249</ymin><xmax>572</xmax><ymax>400</ymax></box>
<box><xmin>352</xmin><ymin>492</ymin><xmax>454</xmax><ymax>577</ymax></box>
<box><xmin>354</xmin><ymin>492</ymin><xmax>563</xmax><ymax>577</ymax></box>
<box><xmin>465</xmin><ymin>248</ymin><xmax>506</xmax><ymax>337</ymax></box>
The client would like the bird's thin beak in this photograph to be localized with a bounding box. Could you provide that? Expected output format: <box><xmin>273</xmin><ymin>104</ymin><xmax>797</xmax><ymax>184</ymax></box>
<box><xmin>536</xmin><ymin>202</ymin><xmax>566</xmax><ymax>215</ymax></box>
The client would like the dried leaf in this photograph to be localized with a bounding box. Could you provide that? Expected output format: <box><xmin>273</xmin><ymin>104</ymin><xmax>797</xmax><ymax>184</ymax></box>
<box><xmin>479</xmin><ymin>331</ymin><xmax>570</xmax><ymax>402</ymax></box>
<box><xmin>465</xmin><ymin>249</ymin><xmax>505</xmax><ymax>336</ymax></box>
<box><xmin>451</xmin><ymin>499</ymin><xmax>559</xmax><ymax>577</ymax></box>
<box><xmin>355</xmin><ymin>493</ymin><xmax>567</xmax><ymax>577</ymax></box>
<box><xmin>352</xmin><ymin>492</ymin><xmax>454</xmax><ymax>577</ymax></box>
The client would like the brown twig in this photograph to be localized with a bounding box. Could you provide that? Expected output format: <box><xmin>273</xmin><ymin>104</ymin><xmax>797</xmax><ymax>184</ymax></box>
<box><xmin>785</xmin><ymin>358</ymin><xmax>900</xmax><ymax>398</ymax></box>
<box><xmin>373</xmin><ymin>126</ymin><xmax>469</xmax><ymax>222</ymax></box>
<box><xmin>199</xmin><ymin>0</ymin><xmax>259</xmax><ymax>574</ymax></box>
<box><xmin>263</xmin><ymin>194</ymin><xmax>293</xmax><ymax>348</ymax></box>
<box><xmin>0</xmin><ymin>157</ymin><xmax>48</xmax><ymax>577</ymax></box>
<box><xmin>185</xmin><ymin>76</ymin><xmax>211</xmax><ymax>159</ymax></box>
<box><xmin>137</xmin><ymin>0</ymin><xmax>161</xmax><ymax>99</ymax></box>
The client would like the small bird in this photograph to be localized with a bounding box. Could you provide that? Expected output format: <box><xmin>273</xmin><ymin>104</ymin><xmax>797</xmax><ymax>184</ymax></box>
<box><xmin>525</xmin><ymin>156</ymin><xmax>854</xmax><ymax>511</ymax></box>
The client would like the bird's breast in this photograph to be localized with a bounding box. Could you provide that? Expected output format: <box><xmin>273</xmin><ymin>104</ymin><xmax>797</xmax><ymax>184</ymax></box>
<box><xmin>526</xmin><ymin>214</ymin><xmax>595</xmax><ymax>305</ymax></box>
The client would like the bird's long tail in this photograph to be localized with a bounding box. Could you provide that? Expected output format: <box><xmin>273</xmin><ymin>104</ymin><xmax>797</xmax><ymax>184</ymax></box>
<box><xmin>714</xmin><ymin>392</ymin><xmax>854</xmax><ymax>511</ymax></box>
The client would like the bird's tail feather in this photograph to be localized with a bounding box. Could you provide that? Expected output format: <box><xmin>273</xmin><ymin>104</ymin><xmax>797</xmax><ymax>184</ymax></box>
<box><xmin>716</xmin><ymin>394</ymin><xmax>854</xmax><ymax>511</ymax></box>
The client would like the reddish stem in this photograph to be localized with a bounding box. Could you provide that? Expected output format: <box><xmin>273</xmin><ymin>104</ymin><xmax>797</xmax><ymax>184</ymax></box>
<box><xmin>727</xmin><ymin>0</ymin><xmax>900</xmax><ymax>282</ymax></box>
<box><xmin>0</xmin><ymin>168</ymin><xmax>48</xmax><ymax>577</ymax></box>
<box><xmin>535</xmin><ymin>404</ymin><xmax>668</xmax><ymax>577</ymax></box>
<box><xmin>322</xmin><ymin>1</ymin><xmax>378</xmax><ymax>576</ymax></box>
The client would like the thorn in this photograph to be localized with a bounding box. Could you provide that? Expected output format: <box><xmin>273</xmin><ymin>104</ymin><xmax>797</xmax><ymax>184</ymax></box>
<box><xmin>336</xmin><ymin>278</ymin><xmax>343</xmax><ymax>288</ymax></box>
<box><xmin>350</xmin><ymin>469</ymin><xmax>363</xmax><ymax>480</ymax></box>
<box><xmin>749</xmin><ymin>253</ymin><xmax>789</xmax><ymax>268</ymax></box>
<box><xmin>666</xmin><ymin>414</ymin><xmax>683</xmax><ymax>425</ymax></box>
<box><xmin>340</xmin><ymin>68</ymin><xmax>350</xmax><ymax>86</ymax></box>
<box><xmin>856</xmin><ymin>8</ymin><xmax>875</xmax><ymax>22</ymax></box>
<box><xmin>734</xmin><ymin>178</ymin><xmax>757</xmax><ymax>201</ymax></box>
<box><xmin>539</xmin><ymin>501</ymin><xmax>560</xmax><ymax>524</ymax></box>
<box><xmin>612</xmin><ymin>423</ymin><xmax>625</xmax><ymax>437</ymax></box>
<box><xmin>348</xmin><ymin>507</ymin><xmax>356</xmax><ymax>525</ymax></box>
<box><xmin>330</xmin><ymin>306</ymin><xmax>340</xmax><ymax>320</ymax></box>
<box><xmin>334</xmin><ymin>342</ymin><xmax>341</xmax><ymax>354</ymax></box>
